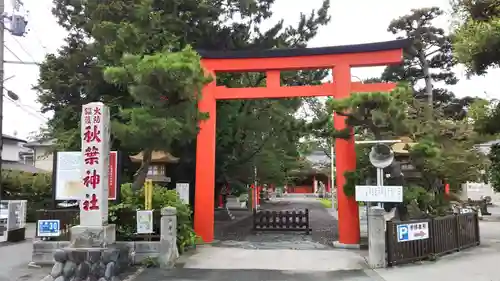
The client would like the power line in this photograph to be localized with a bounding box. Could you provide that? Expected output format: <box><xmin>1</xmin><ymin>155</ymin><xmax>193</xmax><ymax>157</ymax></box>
<box><xmin>4</xmin><ymin>43</ymin><xmax>22</xmax><ymax>62</ymax></box>
<box><xmin>3</xmin><ymin>44</ymin><xmax>39</xmax><ymax>64</ymax></box>
<box><xmin>3</xmin><ymin>92</ymin><xmax>47</xmax><ymax>122</ymax></box>
<box><xmin>10</xmin><ymin>34</ymin><xmax>37</xmax><ymax>62</ymax></box>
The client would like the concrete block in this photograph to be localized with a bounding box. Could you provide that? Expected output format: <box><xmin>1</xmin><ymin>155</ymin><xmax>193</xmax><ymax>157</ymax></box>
<box><xmin>70</xmin><ymin>224</ymin><xmax>116</xmax><ymax>245</ymax></box>
<box><xmin>135</xmin><ymin>241</ymin><xmax>160</xmax><ymax>253</ymax></box>
<box><xmin>33</xmin><ymin>241</ymin><xmax>59</xmax><ymax>252</ymax></box>
<box><xmin>116</xmin><ymin>241</ymin><xmax>135</xmax><ymax>250</ymax></box>
<box><xmin>58</xmin><ymin>241</ymin><xmax>70</xmax><ymax>248</ymax></box>
<box><xmin>31</xmin><ymin>252</ymin><xmax>55</xmax><ymax>265</ymax></box>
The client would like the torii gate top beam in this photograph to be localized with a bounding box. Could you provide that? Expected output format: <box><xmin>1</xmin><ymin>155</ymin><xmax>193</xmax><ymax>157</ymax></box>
<box><xmin>198</xmin><ymin>39</ymin><xmax>410</xmax><ymax>72</ymax></box>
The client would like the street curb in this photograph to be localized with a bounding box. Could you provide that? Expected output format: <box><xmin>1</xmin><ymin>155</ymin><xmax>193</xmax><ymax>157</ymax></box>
<box><xmin>123</xmin><ymin>266</ymin><xmax>145</xmax><ymax>281</ymax></box>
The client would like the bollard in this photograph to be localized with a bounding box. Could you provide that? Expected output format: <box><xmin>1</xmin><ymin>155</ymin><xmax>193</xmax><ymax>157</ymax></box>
<box><xmin>368</xmin><ymin>206</ymin><xmax>386</xmax><ymax>268</ymax></box>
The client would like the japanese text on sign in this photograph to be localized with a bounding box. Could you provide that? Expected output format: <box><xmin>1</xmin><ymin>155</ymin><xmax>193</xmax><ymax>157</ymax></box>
<box><xmin>82</xmin><ymin>105</ymin><xmax>103</xmax><ymax>212</ymax></box>
<box><xmin>397</xmin><ymin>222</ymin><xmax>429</xmax><ymax>242</ymax></box>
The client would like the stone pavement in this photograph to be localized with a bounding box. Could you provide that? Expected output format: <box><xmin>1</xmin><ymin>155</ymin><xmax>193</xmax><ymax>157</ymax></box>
<box><xmin>0</xmin><ymin>223</ymin><xmax>51</xmax><ymax>281</ymax></box>
<box><xmin>134</xmin><ymin>196</ymin><xmax>376</xmax><ymax>280</ymax></box>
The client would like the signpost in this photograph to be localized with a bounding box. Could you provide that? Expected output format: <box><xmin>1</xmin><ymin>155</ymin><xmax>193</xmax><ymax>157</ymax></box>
<box><xmin>355</xmin><ymin>185</ymin><xmax>403</xmax><ymax>202</ymax></box>
<box><xmin>37</xmin><ymin>219</ymin><xmax>61</xmax><ymax>237</ymax></box>
<box><xmin>397</xmin><ymin>222</ymin><xmax>429</xmax><ymax>242</ymax></box>
<box><xmin>354</xmin><ymin>140</ymin><xmax>403</xmax><ymax>205</ymax></box>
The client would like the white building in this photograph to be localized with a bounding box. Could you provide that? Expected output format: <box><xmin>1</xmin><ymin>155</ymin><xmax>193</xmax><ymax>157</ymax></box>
<box><xmin>23</xmin><ymin>139</ymin><xmax>56</xmax><ymax>172</ymax></box>
<box><xmin>1</xmin><ymin>134</ymin><xmax>46</xmax><ymax>173</ymax></box>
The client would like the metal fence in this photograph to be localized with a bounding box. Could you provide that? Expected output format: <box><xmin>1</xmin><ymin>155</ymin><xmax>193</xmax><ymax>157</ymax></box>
<box><xmin>35</xmin><ymin>209</ymin><xmax>162</xmax><ymax>241</ymax></box>
<box><xmin>386</xmin><ymin>213</ymin><xmax>480</xmax><ymax>266</ymax></box>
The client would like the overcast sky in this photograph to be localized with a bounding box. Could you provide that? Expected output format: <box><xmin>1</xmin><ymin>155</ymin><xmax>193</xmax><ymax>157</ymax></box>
<box><xmin>4</xmin><ymin>0</ymin><xmax>500</xmax><ymax>139</ymax></box>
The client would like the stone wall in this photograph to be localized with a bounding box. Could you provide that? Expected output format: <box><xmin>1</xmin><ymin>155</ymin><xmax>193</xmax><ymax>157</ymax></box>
<box><xmin>41</xmin><ymin>246</ymin><xmax>129</xmax><ymax>281</ymax></box>
<box><xmin>33</xmin><ymin>241</ymin><xmax>161</xmax><ymax>266</ymax></box>
<box><xmin>33</xmin><ymin>206</ymin><xmax>179</xmax><ymax>270</ymax></box>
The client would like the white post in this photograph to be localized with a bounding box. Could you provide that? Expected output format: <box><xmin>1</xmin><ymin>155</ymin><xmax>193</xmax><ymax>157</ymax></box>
<box><xmin>368</xmin><ymin>206</ymin><xmax>386</xmax><ymax>268</ymax></box>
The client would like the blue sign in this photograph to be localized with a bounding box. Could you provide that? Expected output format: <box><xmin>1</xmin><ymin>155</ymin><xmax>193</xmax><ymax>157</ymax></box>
<box><xmin>37</xmin><ymin>220</ymin><xmax>60</xmax><ymax>237</ymax></box>
<box><xmin>397</xmin><ymin>224</ymin><xmax>409</xmax><ymax>242</ymax></box>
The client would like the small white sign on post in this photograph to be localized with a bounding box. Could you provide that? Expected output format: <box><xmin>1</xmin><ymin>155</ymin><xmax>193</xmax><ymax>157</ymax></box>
<box><xmin>355</xmin><ymin>185</ymin><xmax>403</xmax><ymax>202</ymax></box>
<box><xmin>37</xmin><ymin>219</ymin><xmax>61</xmax><ymax>237</ymax></box>
<box><xmin>396</xmin><ymin>222</ymin><xmax>429</xmax><ymax>242</ymax></box>
<box><xmin>80</xmin><ymin>102</ymin><xmax>111</xmax><ymax>226</ymax></box>
<box><xmin>136</xmin><ymin>210</ymin><xmax>154</xmax><ymax>234</ymax></box>
<box><xmin>176</xmin><ymin>183</ymin><xmax>190</xmax><ymax>204</ymax></box>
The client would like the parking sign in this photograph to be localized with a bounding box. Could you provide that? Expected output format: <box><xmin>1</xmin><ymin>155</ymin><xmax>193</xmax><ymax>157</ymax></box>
<box><xmin>397</xmin><ymin>224</ymin><xmax>409</xmax><ymax>242</ymax></box>
<box><xmin>397</xmin><ymin>222</ymin><xmax>429</xmax><ymax>242</ymax></box>
<box><xmin>37</xmin><ymin>220</ymin><xmax>61</xmax><ymax>237</ymax></box>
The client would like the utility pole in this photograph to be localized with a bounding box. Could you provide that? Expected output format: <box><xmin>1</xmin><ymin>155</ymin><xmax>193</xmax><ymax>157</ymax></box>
<box><xmin>0</xmin><ymin>0</ymin><xmax>5</xmax><ymax>208</ymax></box>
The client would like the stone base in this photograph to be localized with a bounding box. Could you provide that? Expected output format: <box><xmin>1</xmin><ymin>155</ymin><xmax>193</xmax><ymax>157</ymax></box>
<box><xmin>332</xmin><ymin>241</ymin><xmax>361</xmax><ymax>249</ymax></box>
<box><xmin>41</xmin><ymin>244</ymin><xmax>131</xmax><ymax>281</ymax></box>
<box><xmin>70</xmin><ymin>224</ymin><xmax>116</xmax><ymax>246</ymax></box>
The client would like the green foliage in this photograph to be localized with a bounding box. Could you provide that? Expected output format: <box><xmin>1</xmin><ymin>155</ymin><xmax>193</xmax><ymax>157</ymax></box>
<box><xmin>103</xmin><ymin>46</ymin><xmax>211</xmax><ymax>152</ymax></box>
<box><xmin>383</xmin><ymin>6</ymin><xmax>475</xmax><ymax>119</ymax></box>
<box><xmin>319</xmin><ymin>198</ymin><xmax>332</xmax><ymax>208</ymax></box>
<box><xmin>488</xmin><ymin>144</ymin><xmax>500</xmax><ymax>193</ymax></box>
<box><xmin>452</xmin><ymin>0</ymin><xmax>500</xmax><ymax>74</ymax></box>
<box><xmin>141</xmin><ymin>256</ymin><xmax>159</xmax><ymax>268</ymax></box>
<box><xmin>1</xmin><ymin>170</ymin><xmax>52</xmax><ymax>221</ymax></box>
<box><xmin>342</xmin><ymin>145</ymin><xmax>371</xmax><ymax>197</ymax></box>
<box><xmin>326</xmin><ymin>85</ymin><xmax>412</xmax><ymax>140</ymax></box>
<box><xmin>109</xmin><ymin>183</ymin><xmax>197</xmax><ymax>253</ymax></box>
<box><xmin>38</xmin><ymin>0</ymin><xmax>332</xmax><ymax>194</ymax></box>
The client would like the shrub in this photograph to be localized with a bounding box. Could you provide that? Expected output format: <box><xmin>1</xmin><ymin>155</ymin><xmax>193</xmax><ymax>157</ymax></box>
<box><xmin>109</xmin><ymin>183</ymin><xmax>198</xmax><ymax>253</ymax></box>
<box><xmin>1</xmin><ymin>170</ymin><xmax>52</xmax><ymax>221</ymax></box>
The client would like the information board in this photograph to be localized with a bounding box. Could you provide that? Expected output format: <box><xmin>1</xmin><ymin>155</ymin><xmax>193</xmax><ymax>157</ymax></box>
<box><xmin>355</xmin><ymin>185</ymin><xmax>403</xmax><ymax>202</ymax></box>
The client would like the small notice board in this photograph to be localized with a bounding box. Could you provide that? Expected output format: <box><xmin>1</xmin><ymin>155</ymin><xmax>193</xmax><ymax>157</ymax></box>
<box><xmin>37</xmin><ymin>220</ymin><xmax>61</xmax><ymax>237</ymax></box>
<box><xmin>355</xmin><ymin>185</ymin><xmax>403</xmax><ymax>202</ymax></box>
<box><xmin>136</xmin><ymin>210</ymin><xmax>154</xmax><ymax>234</ymax></box>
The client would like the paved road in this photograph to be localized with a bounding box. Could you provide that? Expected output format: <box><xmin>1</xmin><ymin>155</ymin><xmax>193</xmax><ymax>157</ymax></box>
<box><xmin>0</xmin><ymin>223</ymin><xmax>50</xmax><ymax>281</ymax></box>
<box><xmin>136</xmin><ymin>268</ymin><xmax>378</xmax><ymax>281</ymax></box>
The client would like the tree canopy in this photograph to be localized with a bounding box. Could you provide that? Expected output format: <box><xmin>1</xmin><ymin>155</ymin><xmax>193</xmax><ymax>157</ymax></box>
<box><xmin>452</xmin><ymin>0</ymin><xmax>500</xmax><ymax>75</ymax></box>
<box><xmin>36</xmin><ymin>0</ymin><xmax>332</xmax><ymax>191</ymax></box>
<box><xmin>382</xmin><ymin>7</ymin><xmax>475</xmax><ymax>119</ymax></box>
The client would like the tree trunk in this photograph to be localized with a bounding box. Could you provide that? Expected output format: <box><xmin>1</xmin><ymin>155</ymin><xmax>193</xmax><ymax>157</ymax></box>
<box><xmin>419</xmin><ymin>51</ymin><xmax>433</xmax><ymax>110</ymax></box>
<box><xmin>132</xmin><ymin>149</ymin><xmax>153</xmax><ymax>191</ymax></box>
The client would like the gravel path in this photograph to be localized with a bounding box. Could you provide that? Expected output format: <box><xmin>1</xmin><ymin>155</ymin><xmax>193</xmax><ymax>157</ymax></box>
<box><xmin>214</xmin><ymin>197</ymin><xmax>339</xmax><ymax>249</ymax></box>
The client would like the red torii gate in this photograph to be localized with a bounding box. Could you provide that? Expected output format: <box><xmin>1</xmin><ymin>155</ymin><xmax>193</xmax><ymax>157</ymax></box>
<box><xmin>194</xmin><ymin>39</ymin><xmax>408</xmax><ymax>245</ymax></box>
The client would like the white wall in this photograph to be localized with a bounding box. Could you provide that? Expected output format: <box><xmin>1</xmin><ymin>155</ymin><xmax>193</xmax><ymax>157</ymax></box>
<box><xmin>2</xmin><ymin>140</ymin><xmax>22</xmax><ymax>162</ymax></box>
<box><xmin>33</xmin><ymin>147</ymin><xmax>54</xmax><ymax>172</ymax></box>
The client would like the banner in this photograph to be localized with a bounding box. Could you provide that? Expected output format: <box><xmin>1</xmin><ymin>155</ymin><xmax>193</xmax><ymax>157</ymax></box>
<box><xmin>54</xmin><ymin>151</ymin><xmax>119</xmax><ymax>201</ymax></box>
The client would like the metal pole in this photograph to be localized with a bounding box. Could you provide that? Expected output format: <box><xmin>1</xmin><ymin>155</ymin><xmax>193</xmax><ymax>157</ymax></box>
<box><xmin>376</xmin><ymin>168</ymin><xmax>384</xmax><ymax>209</ymax></box>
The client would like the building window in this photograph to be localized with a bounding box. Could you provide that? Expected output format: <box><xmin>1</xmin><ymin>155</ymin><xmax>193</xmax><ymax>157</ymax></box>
<box><xmin>147</xmin><ymin>165</ymin><xmax>165</xmax><ymax>176</ymax></box>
